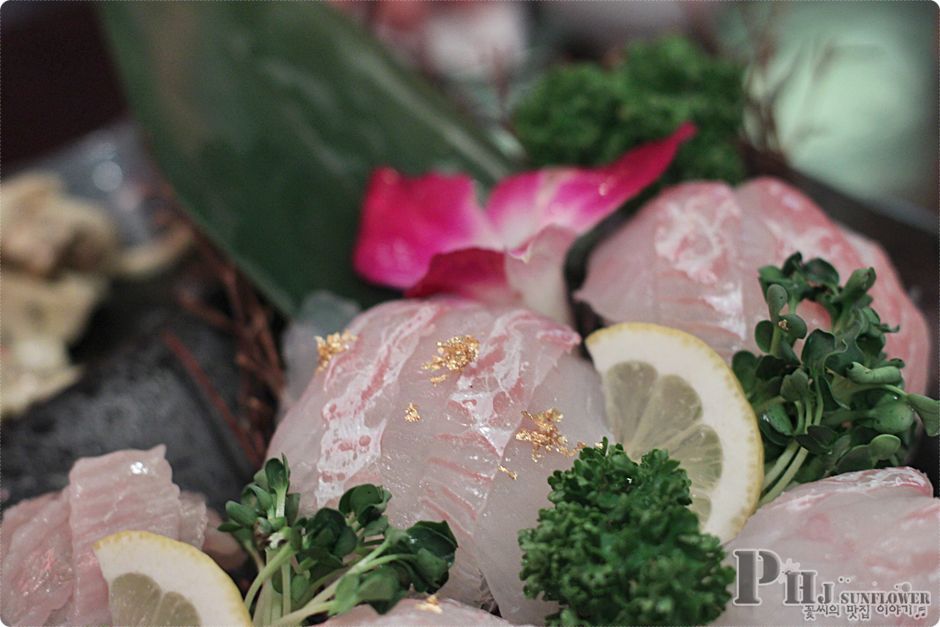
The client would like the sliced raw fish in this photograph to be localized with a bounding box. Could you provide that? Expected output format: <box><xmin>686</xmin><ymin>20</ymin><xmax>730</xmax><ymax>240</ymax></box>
<box><xmin>268</xmin><ymin>297</ymin><xmax>605</xmax><ymax>607</ymax></box>
<box><xmin>477</xmin><ymin>358</ymin><xmax>611</xmax><ymax>624</ymax></box>
<box><xmin>67</xmin><ymin>445</ymin><xmax>182</xmax><ymax>625</ymax></box>
<box><xmin>577</xmin><ymin>178</ymin><xmax>930</xmax><ymax>392</ymax></box>
<box><xmin>179</xmin><ymin>491</ymin><xmax>209</xmax><ymax>550</ymax></box>
<box><xmin>720</xmin><ymin>467</ymin><xmax>939</xmax><ymax>625</ymax></box>
<box><xmin>576</xmin><ymin>183</ymin><xmax>749</xmax><ymax>359</ymax></box>
<box><xmin>0</xmin><ymin>491</ymin><xmax>58</xmax><ymax>564</ymax></box>
<box><xmin>0</xmin><ymin>492</ymin><xmax>73</xmax><ymax>626</ymax></box>
<box><xmin>0</xmin><ymin>447</ymin><xmax>228</xmax><ymax>626</ymax></box>
<box><xmin>327</xmin><ymin>597</ymin><xmax>517</xmax><ymax>625</ymax></box>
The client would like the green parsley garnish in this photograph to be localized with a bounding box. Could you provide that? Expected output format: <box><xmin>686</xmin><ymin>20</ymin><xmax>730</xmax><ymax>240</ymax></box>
<box><xmin>519</xmin><ymin>440</ymin><xmax>734</xmax><ymax>626</ymax></box>
<box><xmin>514</xmin><ymin>36</ymin><xmax>745</xmax><ymax>184</ymax></box>
<box><xmin>733</xmin><ymin>253</ymin><xmax>940</xmax><ymax>505</ymax></box>
<box><xmin>220</xmin><ymin>457</ymin><xmax>457</xmax><ymax>625</ymax></box>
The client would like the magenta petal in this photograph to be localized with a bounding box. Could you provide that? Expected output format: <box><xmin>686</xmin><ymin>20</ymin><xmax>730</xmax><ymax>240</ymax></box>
<box><xmin>407</xmin><ymin>227</ymin><xmax>578</xmax><ymax>324</ymax></box>
<box><xmin>405</xmin><ymin>248</ymin><xmax>519</xmax><ymax>305</ymax></box>
<box><xmin>486</xmin><ymin>122</ymin><xmax>696</xmax><ymax>247</ymax></box>
<box><xmin>353</xmin><ymin>167</ymin><xmax>496</xmax><ymax>289</ymax></box>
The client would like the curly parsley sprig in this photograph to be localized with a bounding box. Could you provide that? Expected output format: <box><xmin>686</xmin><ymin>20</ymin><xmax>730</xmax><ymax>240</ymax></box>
<box><xmin>219</xmin><ymin>457</ymin><xmax>457</xmax><ymax>626</ymax></box>
<box><xmin>514</xmin><ymin>36</ymin><xmax>745</xmax><ymax>184</ymax></box>
<box><xmin>519</xmin><ymin>440</ymin><xmax>734</xmax><ymax>626</ymax></box>
<box><xmin>733</xmin><ymin>253</ymin><xmax>939</xmax><ymax>505</ymax></box>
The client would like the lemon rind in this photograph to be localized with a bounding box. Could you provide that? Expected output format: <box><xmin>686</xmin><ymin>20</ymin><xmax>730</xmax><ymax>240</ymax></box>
<box><xmin>586</xmin><ymin>322</ymin><xmax>763</xmax><ymax>542</ymax></box>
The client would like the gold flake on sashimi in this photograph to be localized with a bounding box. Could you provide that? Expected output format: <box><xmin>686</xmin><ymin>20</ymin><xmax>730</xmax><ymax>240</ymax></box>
<box><xmin>316</xmin><ymin>331</ymin><xmax>357</xmax><ymax>372</ymax></box>
<box><xmin>404</xmin><ymin>402</ymin><xmax>422</xmax><ymax>423</ymax></box>
<box><xmin>421</xmin><ymin>334</ymin><xmax>479</xmax><ymax>384</ymax></box>
<box><xmin>516</xmin><ymin>408</ymin><xmax>585</xmax><ymax>462</ymax></box>
<box><xmin>416</xmin><ymin>594</ymin><xmax>443</xmax><ymax>614</ymax></box>
<box><xmin>498</xmin><ymin>465</ymin><xmax>518</xmax><ymax>480</ymax></box>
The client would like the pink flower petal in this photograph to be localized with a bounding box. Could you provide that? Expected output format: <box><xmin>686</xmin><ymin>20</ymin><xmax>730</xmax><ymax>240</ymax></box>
<box><xmin>406</xmin><ymin>248</ymin><xmax>518</xmax><ymax>305</ymax></box>
<box><xmin>354</xmin><ymin>124</ymin><xmax>694</xmax><ymax>298</ymax></box>
<box><xmin>353</xmin><ymin>167</ymin><xmax>496</xmax><ymax>289</ymax></box>
<box><xmin>486</xmin><ymin>122</ymin><xmax>696</xmax><ymax>247</ymax></box>
<box><xmin>407</xmin><ymin>227</ymin><xmax>579</xmax><ymax>323</ymax></box>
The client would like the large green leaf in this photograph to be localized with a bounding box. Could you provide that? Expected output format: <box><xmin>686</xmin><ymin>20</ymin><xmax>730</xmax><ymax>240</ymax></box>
<box><xmin>99</xmin><ymin>4</ymin><xmax>515</xmax><ymax>314</ymax></box>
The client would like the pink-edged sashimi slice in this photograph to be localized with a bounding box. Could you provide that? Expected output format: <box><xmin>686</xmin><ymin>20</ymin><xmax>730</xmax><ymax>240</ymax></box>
<box><xmin>268</xmin><ymin>297</ymin><xmax>609</xmax><ymax>608</ymax></box>
<box><xmin>719</xmin><ymin>467</ymin><xmax>939</xmax><ymax>625</ymax></box>
<box><xmin>577</xmin><ymin>178</ymin><xmax>931</xmax><ymax>393</ymax></box>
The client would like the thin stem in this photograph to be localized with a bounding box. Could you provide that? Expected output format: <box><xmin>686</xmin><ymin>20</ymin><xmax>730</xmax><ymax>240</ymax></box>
<box><xmin>273</xmin><ymin>576</ymin><xmax>342</xmax><ymax>626</ymax></box>
<box><xmin>272</xmin><ymin>601</ymin><xmax>335</xmax><ymax>627</ymax></box>
<box><xmin>813</xmin><ymin>385</ymin><xmax>825</xmax><ymax>425</ymax></box>
<box><xmin>266</xmin><ymin>588</ymin><xmax>280</xmax><ymax>625</ymax></box>
<box><xmin>252</xmin><ymin>580</ymin><xmax>271</xmax><ymax>627</ymax></box>
<box><xmin>268</xmin><ymin>537</ymin><xmax>395</xmax><ymax>627</ymax></box>
<box><xmin>841</xmin><ymin>381</ymin><xmax>907</xmax><ymax>397</ymax></box>
<box><xmin>769</xmin><ymin>325</ymin><xmax>783</xmax><ymax>358</ymax></box>
<box><xmin>762</xmin><ymin>441</ymin><xmax>799</xmax><ymax>489</ymax></box>
<box><xmin>760</xmin><ymin>446</ymin><xmax>810</xmax><ymax>505</ymax></box>
<box><xmin>794</xmin><ymin>400</ymin><xmax>806</xmax><ymax>433</ymax></box>
<box><xmin>761</xmin><ymin>397</ymin><xmax>819</xmax><ymax>502</ymax></box>
<box><xmin>245</xmin><ymin>543</ymin><xmax>295</xmax><ymax>612</ymax></box>
<box><xmin>281</xmin><ymin>562</ymin><xmax>291</xmax><ymax>617</ymax></box>
<box><xmin>243</xmin><ymin>543</ymin><xmax>264</xmax><ymax>572</ymax></box>
<box><xmin>882</xmin><ymin>384</ymin><xmax>907</xmax><ymax>397</ymax></box>
<box><xmin>353</xmin><ymin>553</ymin><xmax>414</xmax><ymax>570</ymax></box>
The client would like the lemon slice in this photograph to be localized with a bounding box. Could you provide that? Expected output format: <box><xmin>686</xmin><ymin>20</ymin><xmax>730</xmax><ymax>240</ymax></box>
<box><xmin>586</xmin><ymin>322</ymin><xmax>762</xmax><ymax>542</ymax></box>
<box><xmin>94</xmin><ymin>530</ymin><xmax>251</xmax><ymax>627</ymax></box>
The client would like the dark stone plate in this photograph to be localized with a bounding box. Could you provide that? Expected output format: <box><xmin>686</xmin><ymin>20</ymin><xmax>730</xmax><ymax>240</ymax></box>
<box><xmin>1</xmin><ymin>308</ymin><xmax>255</xmax><ymax>511</ymax></box>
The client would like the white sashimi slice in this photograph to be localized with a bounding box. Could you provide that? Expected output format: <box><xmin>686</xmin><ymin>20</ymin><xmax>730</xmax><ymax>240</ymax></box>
<box><xmin>735</xmin><ymin>178</ymin><xmax>868</xmax><ymax>282</ymax></box>
<box><xmin>720</xmin><ymin>467</ymin><xmax>940</xmax><ymax>626</ymax></box>
<box><xmin>0</xmin><ymin>492</ymin><xmax>73</xmax><ymax>626</ymax></box>
<box><xmin>269</xmin><ymin>299</ymin><xmax>448</xmax><ymax>515</ymax></box>
<box><xmin>578</xmin><ymin>177</ymin><xmax>930</xmax><ymax>391</ymax></box>
<box><xmin>66</xmin><ymin>445</ymin><xmax>183</xmax><ymax>626</ymax></box>
<box><xmin>327</xmin><ymin>597</ymin><xmax>517</xmax><ymax>625</ymax></box>
<box><xmin>179</xmin><ymin>491</ymin><xmax>210</xmax><ymax>550</ymax></box>
<box><xmin>477</xmin><ymin>358</ymin><xmax>611</xmax><ymax>625</ymax></box>
<box><xmin>576</xmin><ymin>183</ymin><xmax>749</xmax><ymax>361</ymax></box>
<box><xmin>268</xmin><ymin>297</ymin><xmax>596</xmax><ymax>607</ymax></box>
<box><xmin>0</xmin><ymin>491</ymin><xmax>58</xmax><ymax>564</ymax></box>
<box><xmin>0</xmin><ymin>449</ymin><xmax>224</xmax><ymax>626</ymax></box>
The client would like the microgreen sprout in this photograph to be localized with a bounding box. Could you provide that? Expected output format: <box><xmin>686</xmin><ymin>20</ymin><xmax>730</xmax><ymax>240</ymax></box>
<box><xmin>733</xmin><ymin>253</ymin><xmax>939</xmax><ymax>504</ymax></box>
<box><xmin>219</xmin><ymin>457</ymin><xmax>457</xmax><ymax>625</ymax></box>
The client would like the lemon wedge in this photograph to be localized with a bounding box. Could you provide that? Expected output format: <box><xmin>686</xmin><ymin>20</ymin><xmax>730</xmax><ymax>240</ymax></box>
<box><xmin>94</xmin><ymin>530</ymin><xmax>251</xmax><ymax>627</ymax></box>
<box><xmin>586</xmin><ymin>322</ymin><xmax>762</xmax><ymax>542</ymax></box>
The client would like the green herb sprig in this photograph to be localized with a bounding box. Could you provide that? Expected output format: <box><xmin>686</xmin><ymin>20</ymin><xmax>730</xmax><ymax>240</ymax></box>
<box><xmin>514</xmin><ymin>36</ymin><xmax>745</xmax><ymax>184</ymax></box>
<box><xmin>220</xmin><ymin>457</ymin><xmax>457</xmax><ymax>626</ymax></box>
<box><xmin>519</xmin><ymin>440</ymin><xmax>734</xmax><ymax>626</ymax></box>
<box><xmin>733</xmin><ymin>253</ymin><xmax>939</xmax><ymax>505</ymax></box>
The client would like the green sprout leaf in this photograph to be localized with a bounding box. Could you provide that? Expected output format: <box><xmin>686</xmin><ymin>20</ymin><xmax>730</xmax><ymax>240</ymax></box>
<box><xmin>734</xmin><ymin>254</ymin><xmax>938</xmax><ymax>505</ymax></box>
<box><xmin>221</xmin><ymin>457</ymin><xmax>457</xmax><ymax>625</ymax></box>
<box><xmin>909</xmin><ymin>394</ymin><xmax>940</xmax><ymax>436</ymax></box>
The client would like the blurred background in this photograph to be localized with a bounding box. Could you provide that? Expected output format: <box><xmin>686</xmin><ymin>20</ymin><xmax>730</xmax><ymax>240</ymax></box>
<box><xmin>1</xmin><ymin>1</ymin><xmax>937</xmax><ymax>503</ymax></box>
<box><xmin>4</xmin><ymin>1</ymin><xmax>937</xmax><ymax>209</ymax></box>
